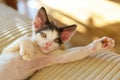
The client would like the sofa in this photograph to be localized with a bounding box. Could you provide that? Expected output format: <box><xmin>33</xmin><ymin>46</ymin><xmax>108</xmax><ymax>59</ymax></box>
<box><xmin>0</xmin><ymin>3</ymin><xmax>120</xmax><ymax>80</ymax></box>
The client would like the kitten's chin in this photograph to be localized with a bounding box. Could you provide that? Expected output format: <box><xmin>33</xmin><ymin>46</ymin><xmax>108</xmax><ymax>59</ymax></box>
<box><xmin>41</xmin><ymin>48</ymin><xmax>56</xmax><ymax>54</ymax></box>
<box><xmin>42</xmin><ymin>50</ymin><xmax>50</xmax><ymax>54</ymax></box>
<box><xmin>41</xmin><ymin>48</ymin><xmax>51</xmax><ymax>54</ymax></box>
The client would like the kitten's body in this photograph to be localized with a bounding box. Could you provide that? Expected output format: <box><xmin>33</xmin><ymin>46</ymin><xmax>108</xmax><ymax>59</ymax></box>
<box><xmin>0</xmin><ymin>7</ymin><xmax>115</xmax><ymax>80</ymax></box>
<box><xmin>0</xmin><ymin>53</ymin><xmax>49</xmax><ymax>80</ymax></box>
<box><xmin>0</xmin><ymin>37</ymin><xmax>115</xmax><ymax>80</ymax></box>
<box><xmin>0</xmin><ymin>53</ymin><xmax>33</xmax><ymax>80</ymax></box>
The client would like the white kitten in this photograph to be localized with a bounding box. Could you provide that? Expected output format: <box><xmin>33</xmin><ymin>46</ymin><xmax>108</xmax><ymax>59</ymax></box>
<box><xmin>0</xmin><ymin>7</ymin><xmax>115</xmax><ymax>80</ymax></box>
<box><xmin>2</xmin><ymin>7</ymin><xmax>77</xmax><ymax>61</ymax></box>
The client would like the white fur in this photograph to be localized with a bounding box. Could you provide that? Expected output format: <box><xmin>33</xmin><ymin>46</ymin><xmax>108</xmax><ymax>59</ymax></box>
<box><xmin>2</xmin><ymin>30</ymin><xmax>60</xmax><ymax>61</ymax></box>
<box><xmin>1</xmin><ymin>36</ymin><xmax>115</xmax><ymax>80</ymax></box>
<box><xmin>34</xmin><ymin>30</ymin><xmax>59</xmax><ymax>53</ymax></box>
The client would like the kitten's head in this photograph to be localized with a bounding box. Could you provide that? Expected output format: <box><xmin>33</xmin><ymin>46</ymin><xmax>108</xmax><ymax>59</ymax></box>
<box><xmin>32</xmin><ymin>7</ymin><xmax>77</xmax><ymax>53</ymax></box>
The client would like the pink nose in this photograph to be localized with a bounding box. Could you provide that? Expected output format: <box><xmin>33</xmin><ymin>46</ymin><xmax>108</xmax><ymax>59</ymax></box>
<box><xmin>45</xmin><ymin>42</ymin><xmax>52</xmax><ymax>47</ymax></box>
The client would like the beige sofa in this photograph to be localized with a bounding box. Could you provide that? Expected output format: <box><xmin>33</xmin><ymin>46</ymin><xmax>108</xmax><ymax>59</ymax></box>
<box><xmin>0</xmin><ymin>3</ymin><xmax>120</xmax><ymax>80</ymax></box>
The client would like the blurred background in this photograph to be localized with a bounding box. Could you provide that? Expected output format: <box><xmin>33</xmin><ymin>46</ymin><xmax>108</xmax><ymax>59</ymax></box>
<box><xmin>1</xmin><ymin>0</ymin><xmax>120</xmax><ymax>53</ymax></box>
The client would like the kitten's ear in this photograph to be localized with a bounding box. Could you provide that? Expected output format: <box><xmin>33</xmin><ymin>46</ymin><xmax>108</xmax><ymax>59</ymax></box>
<box><xmin>60</xmin><ymin>24</ymin><xmax>77</xmax><ymax>43</ymax></box>
<box><xmin>32</xmin><ymin>7</ymin><xmax>50</xmax><ymax>31</ymax></box>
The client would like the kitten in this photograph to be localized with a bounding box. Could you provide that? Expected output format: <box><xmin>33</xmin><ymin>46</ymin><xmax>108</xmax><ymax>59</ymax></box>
<box><xmin>2</xmin><ymin>7</ymin><xmax>77</xmax><ymax>61</ymax></box>
<box><xmin>0</xmin><ymin>7</ymin><xmax>115</xmax><ymax>80</ymax></box>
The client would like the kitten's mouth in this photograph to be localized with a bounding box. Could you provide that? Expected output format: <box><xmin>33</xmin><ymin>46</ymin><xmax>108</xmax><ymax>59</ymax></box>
<box><xmin>41</xmin><ymin>47</ymin><xmax>51</xmax><ymax>54</ymax></box>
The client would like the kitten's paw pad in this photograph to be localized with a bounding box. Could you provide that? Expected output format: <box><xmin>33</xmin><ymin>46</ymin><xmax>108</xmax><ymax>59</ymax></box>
<box><xmin>100</xmin><ymin>36</ymin><xmax>115</xmax><ymax>49</ymax></box>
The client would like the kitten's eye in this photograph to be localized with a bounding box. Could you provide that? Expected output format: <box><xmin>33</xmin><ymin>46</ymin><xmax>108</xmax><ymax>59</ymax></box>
<box><xmin>54</xmin><ymin>38</ymin><xmax>59</xmax><ymax>43</ymax></box>
<box><xmin>41</xmin><ymin>32</ymin><xmax>47</xmax><ymax>38</ymax></box>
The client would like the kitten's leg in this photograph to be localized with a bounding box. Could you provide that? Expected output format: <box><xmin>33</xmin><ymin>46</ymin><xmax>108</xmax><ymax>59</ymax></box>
<box><xmin>54</xmin><ymin>36</ymin><xmax>115</xmax><ymax>63</ymax></box>
<box><xmin>2</xmin><ymin>36</ymin><xmax>35</xmax><ymax>61</ymax></box>
<box><xmin>20</xmin><ymin>37</ymin><xmax>35</xmax><ymax>61</ymax></box>
<box><xmin>35</xmin><ymin>36</ymin><xmax>114</xmax><ymax>70</ymax></box>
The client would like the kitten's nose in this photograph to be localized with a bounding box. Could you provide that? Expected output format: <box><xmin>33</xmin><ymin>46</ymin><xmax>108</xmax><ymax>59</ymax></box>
<box><xmin>45</xmin><ymin>42</ymin><xmax>52</xmax><ymax>47</ymax></box>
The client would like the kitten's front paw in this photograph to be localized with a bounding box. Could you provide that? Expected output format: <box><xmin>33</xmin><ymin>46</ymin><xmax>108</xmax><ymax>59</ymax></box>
<box><xmin>22</xmin><ymin>54</ymin><xmax>33</xmax><ymax>61</ymax></box>
<box><xmin>100</xmin><ymin>36</ymin><xmax>115</xmax><ymax>49</ymax></box>
<box><xmin>20</xmin><ymin>41</ymin><xmax>35</xmax><ymax>61</ymax></box>
<box><xmin>20</xmin><ymin>47</ymin><xmax>34</xmax><ymax>61</ymax></box>
<box><xmin>91</xmin><ymin>36</ymin><xmax>115</xmax><ymax>51</ymax></box>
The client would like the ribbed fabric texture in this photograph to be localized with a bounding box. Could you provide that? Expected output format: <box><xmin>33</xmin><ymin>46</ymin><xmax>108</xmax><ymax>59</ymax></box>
<box><xmin>30</xmin><ymin>51</ymin><xmax>120</xmax><ymax>80</ymax></box>
<box><xmin>0</xmin><ymin>3</ymin><xmax>32</xmax><ymax>52</ymax></box>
